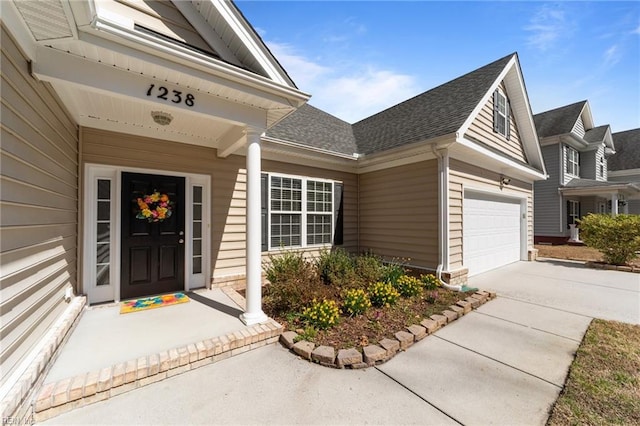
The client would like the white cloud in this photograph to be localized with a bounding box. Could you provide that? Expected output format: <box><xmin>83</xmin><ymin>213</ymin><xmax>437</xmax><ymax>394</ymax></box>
<box><xmin>603</xmin><ymin>44</ymin><xmax>622</xmax><ymax>67</ymax></box>
<box><xmin>525</xmin><ymin>4</ymin><xmax>568</xmax><ymax>51</ymax></box>
<box><xmin>266</xmin><ymin>42</ymin><xmax>419</xmax><ymax>123</ymax></box>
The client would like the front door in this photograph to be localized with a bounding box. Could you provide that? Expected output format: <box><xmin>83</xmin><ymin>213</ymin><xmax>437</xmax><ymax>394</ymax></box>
<box><xmin>121</xmin><ymin>172</ymin><xmax>185</xmax><ymax>300</ymax></box>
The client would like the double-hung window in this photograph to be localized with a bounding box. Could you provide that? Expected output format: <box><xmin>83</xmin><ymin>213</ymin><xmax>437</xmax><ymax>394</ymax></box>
<box><xmin>266</xmin><ymin>174</ymin><xmax>338</xmax><ymax>249</ymax></box>
<box><xmin>567</xmin><ymin>200</ymin><xmax>580</xmax><ymax>228</ymax></box>
<box><xmin>566</xmin><ymin>146</ymin><xmax>580</xmax><ymax>176</ymax></box>
<box><xmin>493</xmin><ymin>90</ymin><xmax>510</xmax><ymax>138</ymax></box>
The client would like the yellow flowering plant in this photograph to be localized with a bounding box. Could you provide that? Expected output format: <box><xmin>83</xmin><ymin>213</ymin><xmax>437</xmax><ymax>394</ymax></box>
<box><xmin>342</xmin><ymin>289</ymin><xmax>372</xmax><ymax>317</ymax></box>
<box><xmin>135</xmin><ymin>191</ymin><xmax>173</xmax><ymax>223</ymax></box>
<box><xmin>302</xmin><ymin>299</ymin><xmax>340</xmax><ymax>330</ymax></box>
<box><xmin>368</xmin><ymin>281</ymin><xmax>400</xmax><ymax>307</ymax></box>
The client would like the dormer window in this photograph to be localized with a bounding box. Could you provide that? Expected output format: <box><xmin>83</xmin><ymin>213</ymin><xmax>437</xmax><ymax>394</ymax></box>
<box><xmin>493</xmin><ymin>90</ymin><xmax>510</xmax><ymax>139</ymax></box>
<box><xmin>566</xmin><ymin>146</ymin><xmax>580</xmax><ymax>176</ymax></box>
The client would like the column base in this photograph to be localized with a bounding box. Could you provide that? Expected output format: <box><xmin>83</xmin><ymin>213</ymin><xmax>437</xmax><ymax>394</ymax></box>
<box><xmin>240</xmin><ymin>310</ymin><xmax>268</xmax><ymax>326</ymax></box>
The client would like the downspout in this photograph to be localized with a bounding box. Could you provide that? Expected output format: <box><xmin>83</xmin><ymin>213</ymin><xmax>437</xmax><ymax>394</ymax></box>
<box><xmin>432</xmin><ymin>144</ymin><xmax>462</xmax><ymax>291</ymax></box>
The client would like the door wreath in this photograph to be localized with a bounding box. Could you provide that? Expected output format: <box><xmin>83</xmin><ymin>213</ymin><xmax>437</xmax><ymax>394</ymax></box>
<box><xmin>135</xmin><ymin>191</ymin><xmax>173</xmax><ymax>223</ymax></box>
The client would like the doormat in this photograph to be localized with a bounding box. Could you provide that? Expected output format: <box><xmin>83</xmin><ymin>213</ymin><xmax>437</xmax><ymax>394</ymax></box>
<box><xmin>120</xmin><ymin>292</ymin><xmax>189</xmax><ymax>314</ymax></box>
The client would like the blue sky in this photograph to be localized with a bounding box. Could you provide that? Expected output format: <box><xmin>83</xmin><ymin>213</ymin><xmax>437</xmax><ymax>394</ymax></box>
<box><xmin>237</xmin><ymin>1</ymin><xmax>640</xmax><ymax>133</ymax></box>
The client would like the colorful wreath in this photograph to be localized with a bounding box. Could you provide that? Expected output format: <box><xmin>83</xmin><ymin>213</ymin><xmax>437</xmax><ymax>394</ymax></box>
<box><xmin>135</xmin><ymin>191</ymin><xmax>173</xmax><ymax>223</ymax></box>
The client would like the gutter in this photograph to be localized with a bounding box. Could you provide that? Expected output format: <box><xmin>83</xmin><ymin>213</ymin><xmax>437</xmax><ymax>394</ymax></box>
<box><xmin>431</xmin><ymin>144</ymin><xmax>462</xmax><ymax>292</ymax></box>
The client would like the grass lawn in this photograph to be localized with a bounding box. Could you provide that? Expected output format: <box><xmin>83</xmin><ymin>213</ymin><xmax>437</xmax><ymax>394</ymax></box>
<box><xmin>547</xmin><ymin>319</ymin><xmax>640</xmax><ymax>425</ymax></box>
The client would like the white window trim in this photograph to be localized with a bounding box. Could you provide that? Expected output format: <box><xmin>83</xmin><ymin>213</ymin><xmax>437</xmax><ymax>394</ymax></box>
<box><xmin>266</xmin><ymin>172</ymin><xmax>335</xmax><ymax>251</ymax></box>
<box><xmin>495</xmin><ymin>91</ymin><xmax>508</xmax><ymax>137</ymax></box>
<box><xmin>83</xmin><ymin>164</ymin><xmax>210</xmax><ymax>304</ymax></box>
<box><xmin>568</xmin><ymin>200</ymin><xmax>580</xmax><ymax>226</ymax></box>
<box><xmin>566</xmin><ymin>146</ymin><xmax>580</xmax><ymax>177</ymax></box>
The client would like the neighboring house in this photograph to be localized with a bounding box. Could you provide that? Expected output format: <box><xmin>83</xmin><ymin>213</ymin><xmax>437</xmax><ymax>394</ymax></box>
<box><xmin>608</xmin><ymin>129</ymin><xmax>640</xmax><ymax>214</ymax></box>
<box><xmin>0</xmin><ymin>0</ymin><xmax>547</xmax><ymax>411</ymax></box>
<box><xmin>533</xmin><ymin>101</ymin><xmax>640</xmax><ymax>243</ymax></box>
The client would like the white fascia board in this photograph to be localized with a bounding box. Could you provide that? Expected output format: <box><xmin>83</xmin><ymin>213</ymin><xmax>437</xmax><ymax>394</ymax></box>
<box><xmin>2</xmin><ymin>1</ymin><xmax>38</xmax><ymax>60</ymax></box>
<box><xmin>83</xmin><ymin>16</ymin><xmax>309</xmax><ymax>107</ymax></box>
<box><xmin>33</xmin><ymin>46</ymin><xmax>268</xmax><ymax>129</ymax></box>
<box><xmin>211</xmin><ymin>0</ymin><xmax>292</xmax><ymax>87</ymax></box>
<box><xmin>580</xmin><ymin>101</ymin><xmax>595</xmax><ymax>129</ymax></box>
<box><xmin>559</xmin><ymin>184</ymin><xmax>640</xmax><ymax>196</ymax></box>
<box><xmin>262</xmin><ymin>136</ymin><xmax>359</xmax><ymax>161</ymax></box>
<box><xmin>261</xmin><ymin>139</ymin><xmax>358</xmax><ymax>173</ymax></box>
<box><xmin>455</xmin><ymin>136</ymin><xmax>547</xmax><ymax>181</ymax></box>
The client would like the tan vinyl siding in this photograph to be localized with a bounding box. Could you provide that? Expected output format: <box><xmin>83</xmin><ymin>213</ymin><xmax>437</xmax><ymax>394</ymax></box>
<box><xmin>359</xmin><ymin>160</ymin><xmax>439</xmax><ymax>269</ymax></box>
<box><xmin>449</xmin><ymin>159</ymin><xmax>533</xmax><ymax>270</ymax></box>
<box><xmin>100</xmin><ymin>0</ymin><xmax>216</xmax><ymax>55</ymax></box>
<box><xmin>81</xmin><ymin>128</ymin><xmax>358</xmax><ymax>281</ymax></box>
<box><xmin>465</xmin><ymin>83</ymin><xmax>526</xmax><ymax>163</ymax></box>
<box><xmin>1</xmin><ymin>25</ymin><xmax>78</xmax><ymax>384</ymax></box>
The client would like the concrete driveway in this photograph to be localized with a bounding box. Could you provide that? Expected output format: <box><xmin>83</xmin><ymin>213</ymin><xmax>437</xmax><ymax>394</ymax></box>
<box><xmin>41</xmin><ymin>260</ymin><xmax>639</xmax><ymax>425</ymax></box>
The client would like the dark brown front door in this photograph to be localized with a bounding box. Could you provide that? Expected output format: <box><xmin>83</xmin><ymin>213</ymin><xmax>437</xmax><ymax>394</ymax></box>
<box><xmin>121</xmin><ymin>172</ymin><xmax>185</xmax><ymax>300</ymax></box>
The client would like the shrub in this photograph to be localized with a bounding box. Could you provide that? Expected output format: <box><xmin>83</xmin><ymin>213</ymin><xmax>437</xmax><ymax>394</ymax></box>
<box><xmin>579</xmin><ymin>214</ymin><xmax>640</xmax><ymax>265</ymax></box>
<box><xmin>293</xmin><ymin>326</ymin><xmax>318</xmax><ymax>343</ymax></box>
<box><xmin>354</xmin><ymin>252</ymin><xmax>385</xmax><ymax>284</ymax></box>
<box><xmin>302</xmin><ymin>299</ymin><xmax>341</xmax><ymax>329</ymax></box>
<box><xmin>394</xmin><ymin>275</ymin><xmax>423</xmax><ymax>297</ymax></box>
<box><xmin>368</xmin><ymin>281</ymin><xmax>400</xmax><ymax>307</ymax></box>
<box><xmin>342</xmin><ymin>288</ymin><xmax>372</xmax><ymax>316</ymax></box>
<box><xmin>420</xmin><ymin>274</ymin><xmax>442</xmax><ymax>290</ymax></box>
<box><xmin>262</xmin><ymin>251</ymin><xmax>323</xmax><ymax>315</ymax></box>
<box><xmin>316</xmin><ymin>248</ymin><xmax>356</xmax><ymax>288</ymax></box>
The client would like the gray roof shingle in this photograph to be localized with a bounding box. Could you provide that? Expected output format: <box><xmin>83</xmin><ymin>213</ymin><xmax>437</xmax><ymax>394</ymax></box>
<box><xmin>533</xmin><ymin>101</ymin><xmax>586</xmax><ymax>139</ymax></box>
<box><xmin>610</xmin><ymin>129</ymin><xmax>640</xmax><ymax>171</ymax></box>
<box><xmin>266</xmin><ymin>53</ymin><xmax>517</xmax><ymax>156</ymax></box>
<box><xmin>352</xmin><ymin>53</ymin><xmax>515</xmax><ymax>154</ymax></box>
<box><xmin>266</xmin><ymin>104</ymin><xmax>357</xmax><ymax>155</ymax></box>
<box><xmin>583</xmin><ymin>125</ymin><xmax>609</xmax><ymax>143</ymax></box>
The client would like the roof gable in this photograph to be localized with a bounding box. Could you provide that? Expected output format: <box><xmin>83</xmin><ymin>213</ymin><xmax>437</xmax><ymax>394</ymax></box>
<box><xmin>352</xmin><ymin>54</ymin><xmax>513</xmax><ymax>155</ymax></box>
<box><xmin>533</xmin><ymin>100</ymin><xmax>590</xmax><ymax>138</ymax></box>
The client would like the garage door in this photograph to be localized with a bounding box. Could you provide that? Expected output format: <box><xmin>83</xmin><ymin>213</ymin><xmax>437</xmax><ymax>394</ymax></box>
<box><xmin>463</xmin><ymin>191</ymin><xmax>522</xmax><ymax>276</ymax></box>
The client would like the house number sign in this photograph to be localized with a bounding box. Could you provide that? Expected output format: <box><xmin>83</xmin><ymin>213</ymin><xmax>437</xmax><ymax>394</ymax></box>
<box><xmin>146</xmin><ymin>84</ymin><xmax>195</xmax><ymax>107</ymax></box>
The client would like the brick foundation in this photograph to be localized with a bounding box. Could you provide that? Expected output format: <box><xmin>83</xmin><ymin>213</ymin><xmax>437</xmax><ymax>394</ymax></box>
<box><xmin>442</xmin><ymin>268</ymin><xmax>469</xmax><ymax>287</ymax></box>
<box><xmin>528</xmin><ymin>248</ymin><xmax>539</xmax><ymax>261</ymax></box>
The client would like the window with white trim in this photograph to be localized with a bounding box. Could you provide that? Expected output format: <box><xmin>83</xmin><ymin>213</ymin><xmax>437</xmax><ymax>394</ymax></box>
<box><xmin>567</xmin><ymin>200</ymin><xmax>580</xmax><ymax>228</ymax></box>
<box><xmin>267</xmin><ymin>174</ymin><xmax>334</xmax><ymax>249</ymax></box>
<box><xmin>493</xmin><ymin>90</ymin><xmax>509</xmax><ymax>138</ymax></box>
<box><xmin>566</xmin><ymin>146</ymin><xmax>580</xmax><ymax>176</ymax></box>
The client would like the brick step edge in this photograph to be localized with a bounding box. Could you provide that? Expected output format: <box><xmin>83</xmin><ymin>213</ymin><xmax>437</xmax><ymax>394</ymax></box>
<box><xmin>31</xmin><ymin>319</ymin><xmax>283</xmax><ymax>423</ymax></box>
<box><xmin>279</xmin><ymin>290</ymin><xmax>496</xmax><ymax>369</ymax></box>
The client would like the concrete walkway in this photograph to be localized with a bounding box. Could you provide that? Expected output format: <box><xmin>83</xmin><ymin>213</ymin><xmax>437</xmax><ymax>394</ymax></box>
<box><xmin>41</xmin><ymin>260</ymin><xmax>639</xmax><ymax>425</ymax></box>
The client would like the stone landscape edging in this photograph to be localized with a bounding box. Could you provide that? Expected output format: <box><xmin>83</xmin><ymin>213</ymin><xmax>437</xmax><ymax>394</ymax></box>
<box><xmin>585</xmin><ymin>261</ymin><xmax>640</xmax><ymax>274</ymax></box>
<box><xmin>279</xmin><ymin>290</ymin><xmax>496</xmax><ymax>369</ymax></box>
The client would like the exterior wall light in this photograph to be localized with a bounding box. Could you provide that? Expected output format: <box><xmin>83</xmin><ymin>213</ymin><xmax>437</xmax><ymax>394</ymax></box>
<box><xmin>500</xmin><ymin>175</ymin><xmax>511</xmax><ymax>188</ymax></box>
<box><xmin>151</xmin><ymin>111</ymin><xmax>173</xmax><ymax>126</ymax></box>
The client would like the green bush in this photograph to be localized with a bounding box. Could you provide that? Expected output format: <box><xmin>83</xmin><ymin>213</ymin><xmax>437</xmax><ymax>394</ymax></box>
<box><xmin>394</xmin><ymin>275</ymin><xmax>423</xmax><ymax>297</ymax></box>
<box><xmin>262</xmin><ymin>251</ymin><xmax>324</xmax><ymax>315</ymax></box>
<box><xmin>316</xmin><ymin>248</ymin><xmax>356</xmax><ymax>288</ymax></box>
<box><xmin>354</xmin><ymin>252</ymin><xmax>385</xmax><ymax>284</ymax></box>
<box><xmin>302</xmin><ymin>299</ymin><xmax>341</xmax><ymax>329</ymax></box>
<box><xmin>420</xmin><ymin>274</ymin><xmax>442</xmax><ymax>290</ymax></box>
<box><xmin>342</xmin><ymin>288</ymin><xmax>372</xmax><ymax>316</ymax></box>
<box><xmin>579</xmin><ymin>214</ymin><xmax>640</xmax><ymax>265</ymax></box>
<box><xmin>368</xmin><ymin>281</ymin><xmax>400</xmax><ymax>307</ymax></box>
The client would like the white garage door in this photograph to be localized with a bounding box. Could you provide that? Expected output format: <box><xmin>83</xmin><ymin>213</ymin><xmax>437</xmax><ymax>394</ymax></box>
<box><xmin>463</xmin><ymin>191</ymin><xmax>522</xmax><ymax>276</ymax></box>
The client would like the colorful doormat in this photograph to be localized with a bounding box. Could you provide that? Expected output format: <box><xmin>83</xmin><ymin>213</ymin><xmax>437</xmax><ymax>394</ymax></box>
<box><xmin>120</xmin><ymin>292</ymin><xmax>189</xmax><ymax>314</ymax></box>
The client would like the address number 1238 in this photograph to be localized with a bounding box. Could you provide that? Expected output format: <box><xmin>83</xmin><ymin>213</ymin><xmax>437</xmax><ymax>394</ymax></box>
<box><xmin>146</xmin><ymin>84</ymin><xmax>195</xmax><ymax>107</ymax></box>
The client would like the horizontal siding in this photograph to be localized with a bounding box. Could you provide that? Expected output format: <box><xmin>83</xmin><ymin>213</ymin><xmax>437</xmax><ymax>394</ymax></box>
<box><xmin>465</xmin><ymin>83</ymin><xmax>526</xmax><ymax>163</ymax></box>
<box><xmin>359</xmin><ymin>160</ymin><xmax>439</xmax><ymax>269</ymax></box>
<box><xmin>449</xmin><ymin>159</ymin><xmax>533</xmax><ymax>270</ymax></box>
<box><xmin>0</xmin><ymin>25</ymin><xmax>78</xmax><ymax>385</ymax></box>
<box><xmin>534</xmin><ymin>144</ymin><xmax>563</xmax><ymax>236</ymax></box>
<box><xmin>81</xmin><ymin>128</ymin><xmax>358</xmax><ymax>281</ymax></box>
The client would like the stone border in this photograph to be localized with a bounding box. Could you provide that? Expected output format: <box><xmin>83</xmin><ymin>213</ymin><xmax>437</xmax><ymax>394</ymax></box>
<box><xmin>585</xmin><ymin>261</ymin><xmax>640</xmax><ymax>273</ymax></box>
<box><xmin>32</xmin><ymin>318</ymin><xmax>282</xmax><ymax>422</ymax></box>
<box><xmin>279</xmin><ymin>291</ymin><xmax>496</xmax><ymax>369</ymax></box>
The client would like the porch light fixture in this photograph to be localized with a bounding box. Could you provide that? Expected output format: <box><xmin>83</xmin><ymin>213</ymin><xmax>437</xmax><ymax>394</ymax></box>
<box><xmin>151</xmin><ymin>111</ymin><xmax>173</xmax><ymax>126</ymax></box>
<box><xmin>500</xmin><ymin>175</ymin><xmax>511</xmax><ymax>188</ymax></box>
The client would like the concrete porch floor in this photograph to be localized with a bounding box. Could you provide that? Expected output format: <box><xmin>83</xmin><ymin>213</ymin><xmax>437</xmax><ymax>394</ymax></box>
<box><xmin>44</xmin><ymin>288</ymin><xmax>251</xmax><ymax>384</ymax></box>
<box><xmin>31</xmin><ymin>287</ymin><xmax>283</xmax><ymax>421</ymax></box>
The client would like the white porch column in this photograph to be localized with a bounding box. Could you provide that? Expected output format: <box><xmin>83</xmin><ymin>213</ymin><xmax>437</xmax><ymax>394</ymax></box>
<box><xmin>611</xmin><ymin>193</ymin><xmax>619</xmax><ymax>217</ymax></box>
<box><xmin>240</xmin><ymin>127</ymin><xmax>268</xmax><ymax>325</ymax></box>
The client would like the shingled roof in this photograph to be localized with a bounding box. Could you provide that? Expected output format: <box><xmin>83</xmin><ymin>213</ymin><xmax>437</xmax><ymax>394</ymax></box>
<box><xmin>352</xmin><ymin>53</ymin><xmax>515</xmax><ymax>155</ymax></box>
<box><xmin>266</xmin><ymin>104</ymin><xmax>357</xmax><ymax>155</ymax></box>
<box><xmin>266</xmin><ymin>53</ymin><xmax>517</xmax><ymax>156</ymax></box>
<box><xmin>610</xmin><ymin>129</ymin><xmax>640</xmax><ymax>171</ymax></box>
<box><xmin>583</xmin><ymin>125</ymin><xmax>610</xmax><ymax>143</ymax></box>
<box><xmin>533</xmin><ymin>100</ymin><xmax>587</xmax><ymax>139</ymax></box>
